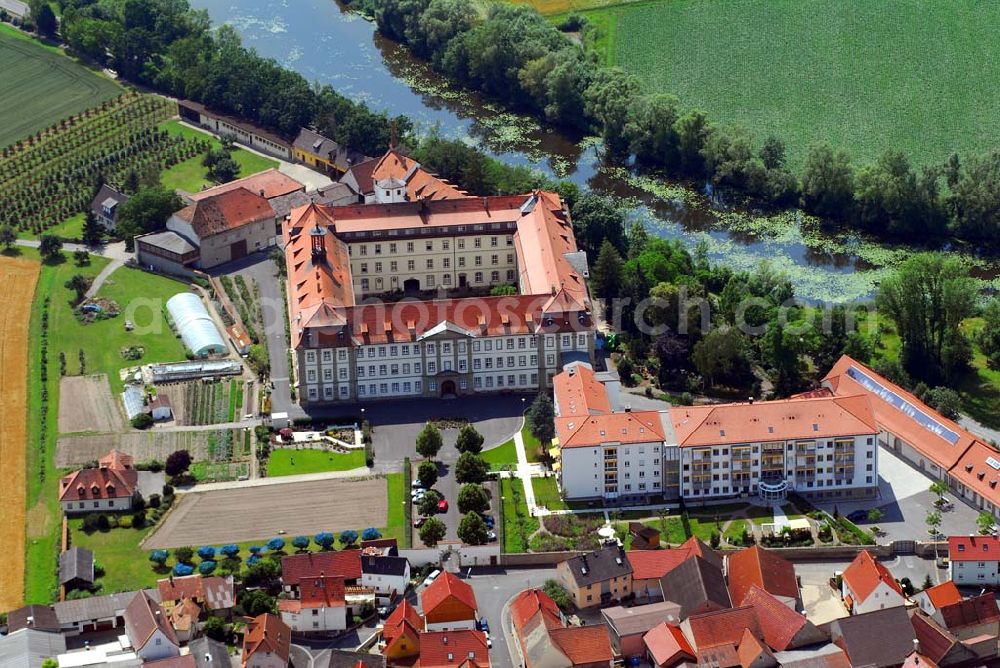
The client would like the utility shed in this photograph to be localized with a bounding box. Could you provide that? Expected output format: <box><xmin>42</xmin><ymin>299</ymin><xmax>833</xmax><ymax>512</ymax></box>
<box><xmin>166</xmin><ymin>293</ymin><xmax>226</xmax><ymax>356</ymax></box>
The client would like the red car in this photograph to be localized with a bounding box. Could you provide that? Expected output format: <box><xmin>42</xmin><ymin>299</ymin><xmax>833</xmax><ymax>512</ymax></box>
<box><xmin>437</xmin><ymin>498</ymin><xmax>449</xmax><ymax>513</ymax></box>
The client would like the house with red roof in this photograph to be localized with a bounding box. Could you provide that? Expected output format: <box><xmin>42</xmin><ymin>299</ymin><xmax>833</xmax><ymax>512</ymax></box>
<box><xmin>626</xmin><ymin>548</ymin><xmax>691</xmax><ymax>601</ymax></box>
<box><xmin>679</xmin><ymin>605</ymin><xmax>764</xmax><ymax>667</ymax></box>
<box><xmin>841</xmin><ymin>550</ymin><xmax>905</xmax><ymax>614</ymax></box>
<box><xmin>417</xmin><ymin>629</ymin><xmax>490</xmax><ymax>668</ymax></box>
<box><xmin>421</xmin><ymin>572</ymin><xmax>478</xmax><ymax>632</ymax></box>
<box><xmin>643</xmin><ymin>622</ymin><xmax>695</xmax><ymax>667</ymax></box>
<box><xmin>242</xmin><ymin>613</ymin><xmax>291</xmax><ymax>668</ymax></box>
<box><xmin>948</xmin><ymin>535</ymin><xmax>1000</xmax><ymax>585</ymax></box>
<box><xmin>278</xmin><ymin>574</ymin><xmax>346</xmax><ymax>632</ymax></box>
<box><xmin>912</xmin><ymin>580</ymin><xmax>962</xmax><ymax>620</ymax></box>
<box><xmin>726</xmin><ymin>546</ymin><xmax>801</xmax><ymax>609</ymax></box>
<box><xmin>741</xmin><ymin>586</ymin><xmax>825</xmax><ymax>651</ymax></box>
<box><xmin>937</xmin><ymin>592</ymin><xmax>1000</xmax><ymax>648</ymax></box>
<box><xmin>910</xmin><ymin>611</ymin><xmax>980</xmax><ymax>667</ymax></box>
<box><xmin>123</xmin><ymin>591</ymin><xmax>180</xmax><ymax>662</ymax></box>
<box><xmin>165</xmin><ymin>187</ymin><xmax>276</xmax><ymax>268</ymax></box>
<box><xmin>381</xmin><ymin>600</ymin><xmax>423</xmax><ymax>662</ymax></box>
<box><xmin>511</xmin><ymin>588</ymin><xmax>613</xmax><ymax>668</ymax></box>
<box><xmin>281</xmin><ymin>550</ymin><xmax>361</xmax><ymax>598</ymax></box>
<box><xmin>157</xmin><ymin>574</ymin><xmax>235</xmax><ymax>616</ymax></box>
<box><xmin>59</xmin><ymin>449</ymin><xmax>138</xmax><ymax>515</ymax></box>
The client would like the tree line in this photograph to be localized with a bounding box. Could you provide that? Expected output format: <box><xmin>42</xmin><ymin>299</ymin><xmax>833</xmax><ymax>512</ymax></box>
<box><xmin>47</xmin><ymin>0</ymin><xmax>410</xmax><ymax>157</ymax></box>
<box><xmin>357</xmin><ymin>0</ymin><xmax>1000</xmax><ymax>246</ymax></box>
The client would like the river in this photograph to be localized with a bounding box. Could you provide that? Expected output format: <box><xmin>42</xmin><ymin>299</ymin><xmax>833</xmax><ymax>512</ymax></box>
<box><xmin>189</xmin><ymin>0</ymin><xmax>996</xmax><ymax>302</ymax></box>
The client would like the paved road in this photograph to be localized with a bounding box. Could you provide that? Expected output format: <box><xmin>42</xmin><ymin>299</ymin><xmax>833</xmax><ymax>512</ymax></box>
<box><xmin>178</xmin><ymin>466</ymin><xmax>372</xmax><ymax>493</ymax></box>
<box><xmin>16</xmin><ymin>238</ymin><xmax>130</xmax><ymax>261</ymax></box>
<box><xmin>86</xmin><ymin>258</ymin><xmax>125</xmax><ymax>297</ymax></box>
<box><xmin>469</xmin><ymin>567</ymin><xmax>556</xmax><ymax>668</ymax></box>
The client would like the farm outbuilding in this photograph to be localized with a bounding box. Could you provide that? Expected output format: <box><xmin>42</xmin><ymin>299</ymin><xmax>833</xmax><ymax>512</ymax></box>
<box><xmin>166</xmin><ymin>293</ymin><xmax>226</xmax><ymax>357</ymax></box>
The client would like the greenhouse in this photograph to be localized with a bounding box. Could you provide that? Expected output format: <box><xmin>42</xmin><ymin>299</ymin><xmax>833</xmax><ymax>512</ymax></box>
<box><xmin>166</xmin><ymin>292</ymin><xmax>226</xmax><ymax>357</ymax></box>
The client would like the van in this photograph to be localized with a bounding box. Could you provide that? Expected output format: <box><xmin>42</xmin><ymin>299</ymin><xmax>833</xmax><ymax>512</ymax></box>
<box><xmin>424</xmin><ymin>569</ymin><xmax>441</xmax><ymax>586</ymax></box>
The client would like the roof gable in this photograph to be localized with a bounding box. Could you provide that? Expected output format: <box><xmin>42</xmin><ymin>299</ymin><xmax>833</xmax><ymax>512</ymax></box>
<box><xmin>244</xmin><ymin>613</ymin><xmax>291</xmax><ymax>662</ymax></box>
<box><xmin>124</xmin><ymin>591</ymin><xmax>178</xmax><ymax>651</ymax></box>
<box><xmin>727</xmin><ymin>546</ymin><xmax>799</xmax><ymax>606</ymax></box>
<box><xmin>842</xmin><ymin>550</ymin><xmax>903</xmax><ymax>603</ymax></box>
<box><xmin>421</xmin><ymin>572</ymin><xmax>477</xmax><ymax>616</ymax></box>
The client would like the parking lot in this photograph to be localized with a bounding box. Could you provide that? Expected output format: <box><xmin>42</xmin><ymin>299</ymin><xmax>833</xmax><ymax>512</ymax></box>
<box><xmin>812</xmin><ymin>445</ymin><xmax>980</xmax><ymax>541</ymax></box>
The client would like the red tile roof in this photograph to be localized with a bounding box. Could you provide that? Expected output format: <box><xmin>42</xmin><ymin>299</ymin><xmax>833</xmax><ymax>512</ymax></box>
<box><xmin>557</xmin><ymin>411</ymin><xmax>666</xmax><ymax>450</ymax></box>
<box><xmin>643</xmin><ymin>622</ymin><xmax>694</xmax><ymax>667</ymax></box>
<box><xmin>175</xmin><ymin>187</ymin><xmax>273</xmax><ymax>238</ymax></box>
<box><xmin>553</xmin><ymin>364</ymin><xmax>611</xmax><ymax>417</ymax></box>
<box><xmin>627</xmin><ymin>548</ymin><xmax>692</xmax><ymax>581</ymax></box>
<box><xmin>685</xmin><ymin>606</ymin><xmax>762</xmax><ymax>650</ymax></box>
<box><xmin>736</xmin><ymin>627</ymin><xmax>774</xmax><ymax>668</ymax></box>
<box><xmin>669</xmin><ymin>395</ymin><xmax>878</xmax><ymax>447</ymax></box>
<box><xmin>939</xmin><ymin>593</ymin><xmax>1000</xmax><ymax>630</ymax></box>
<box><xmin>421</xmin><ymin>572</ymin><xmax>477</xmax><ymax>617</ymax></box>
<box><xmin>145</xmin><ymin>657</ymin><xmax>196</xmax><ymax>668</ymax></box>
<box><xmin>417</xmin><ymin>630</ymin><xmax>489</xmax><ymax>668</ymax></box>
<box><xmin>281</xmin><ymin>550</ymin><xmax>361</xmax><ymax>585</ymax></box>
<box><xmin>727</xmin><ymin>546</ymin><xmax>799</xmax><ymax>606</ymax></box>
<box><xmin>920</xmin><ymin>581</ymin><xmax>962</xmax><ymax>609</ymax></box>
<box><xmin>59</xmin><ymin>465</ymin><xmax>138</xmax><ymax>503</ymax></box>
<box><xmin>99</xmin><ymin>450</ymin><xmax>133</xmax><ymax>470</ymax></box>
<box><xmin>911</xmin><ymin>612</ymin><xmax>962</xmax><ymax>665</ymax></box>
<box><xmin>124</xmin><ymin>591</ymin><xmax>178</xmax><ymax>652</ymax></box>
<box><xmin>741</xmin><ymin>585</ymin><xmax>822</xmax><ymax>651</ymax></box>
<box><xmin>278</xmin><ymin>575</ymin><xmax>345</xmax><ymax>612</ymax></box>
<box><xmin>902</xmin><ymin>651</ymin><xmax>940</xmax><ymax>668</ymax></box>
<box><xmin>383</xmin><ymin>600</ymin><xmax>423</xmax><ymax>646</ymax></box>
<box><xmin>243</xmin><ymin>613</ymin><xmax>291</xmax><ymax>665</ymax></box>
<box><xmin>842</xmin><ymin>550</ymin><xmax>903</xmax><ymax>604</ymax></box>
<box><xmin>510</xmin><ymin>589</ymin><xmax>562</xmax><ymax>632</ymax></box>
<box><xmin>679</xmin><ymin>537</ymin><xmax>723</xmax><ymax>571</ymax></box>
<box><xmin>948</xmin><ymin>535</ymin><xmax>1000</xmax><ymax>561</ymax></box>
<box><xmin>549</xmin><ymin>625</ymin><xmax>613</xmax><ymax>665</ymax></box>
<box><xmin>187</xmin><ymin>168</ymin><xmax>304</xmax><ymax>202</ymax></box>
<box><xmin>368</xmin><ymin>150</ymin><xmax>466</xmax><ymax>202</ymax></box>
<box><xmin>948</xmin><ymin>441</ymin><xmax>1000</xmax><ymax>516</ymax></box>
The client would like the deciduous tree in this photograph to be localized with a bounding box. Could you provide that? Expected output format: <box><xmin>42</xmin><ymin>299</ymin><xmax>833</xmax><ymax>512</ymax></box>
<box><xmin>455</xmin><ymin>424</ymin><xmax>484</xmax><ymax>454</ymax></box>
<box><xmin>416</xmin><ymin>423</ymin><xmax>443</xmax><ymax>459</ymax></box>
<box><xmin>419</xmin><ymin>517</ymin><xmax>447</xmax><ymax>546</ymax></box>
<box><xmin>457</xmin><ymin>483</ymin><xmax>489</xmax><ymax>515</ymax></box>
<box><xmin>458</xmin><ymin>512</ymin><xmax>488</xmax><ymax>545</ymax></box>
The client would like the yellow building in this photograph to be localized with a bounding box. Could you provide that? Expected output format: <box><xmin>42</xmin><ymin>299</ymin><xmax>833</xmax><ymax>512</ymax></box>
<box><xmin>293</xmin><ymin>127</ymin><xmax>367</xmax><ymax>177</ymax></box>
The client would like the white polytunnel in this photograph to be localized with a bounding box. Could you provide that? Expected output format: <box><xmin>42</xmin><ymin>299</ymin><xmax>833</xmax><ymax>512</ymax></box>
<box><xmin>165</xmin><ymin>292</ymin><xmax>227</xmax><ymax>357</ymax></box>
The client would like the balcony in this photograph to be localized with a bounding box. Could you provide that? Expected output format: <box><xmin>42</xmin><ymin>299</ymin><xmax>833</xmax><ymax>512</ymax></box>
<box><xmin>732</xmin><ymin>462</ymin><xmax>752</xmax><ymax>472</ymax></box>
<box><xmin>691</xmin><ymin>452</ymin><xmax>712</xmax><ymax>463</ymax></box>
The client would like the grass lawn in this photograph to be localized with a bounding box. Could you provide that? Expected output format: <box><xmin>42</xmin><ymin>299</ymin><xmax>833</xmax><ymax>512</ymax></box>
<box><xmin>24</xmin><ymin>257</ymin><xmax>189</xmax><ymax>603</ymax></box>
<box><xmin>531</xmin><ymin>477</ymin><xmax>567</xmax><ymax>511</ymax></box>
<box><xmin>724</xmin><ymin>518</ymin><xmax>750</xmax><ymax>544</ymax></box>
<box><xmin>569</xmin><ymin>0</ymin><xmax>1000</xmax><ymax>167</ymax></box>
<box><xmin>21</xmin><ymin>213</ymin><xmax>86</xmax><ymax>241</ymax></box>
<box><xmin>266</xmin><ymin>448</ymin><xmax>367</xmax><ymax>476</ymax></box>
<box><xmin>0</xmin><ymin>26</ymin><xmax>121</xmax><ymax>148</ymax></box>
<box><xmin>500</xmin><ymin>478</ymin><xmax>538</xmax><ymax>553</ymax></box>
<box><xmin>159</xmin><ymin>120</ymin><xmax>278</xmax><ymax>193</ymax></box>
<box><xmin>482</xmin><ymin>439</ymin><xmax>518</xmax><ymax>468</ymax></box>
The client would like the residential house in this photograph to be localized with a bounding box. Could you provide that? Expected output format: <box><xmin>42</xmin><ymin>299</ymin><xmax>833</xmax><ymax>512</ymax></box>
<box><xmin>825</xmin><ymin>606</ymin><xmax>916</xmax><ymax>668</ymax></box>
<box><xmin>339</xmin><ymin>148</ymin><xmax>466</xmax><ymax>205</ymax></box>
<box><xmin>189</xmin><ymin>636</ymin><xmax>231</xmax><ymax>668</ymax></box>
<box><xmin>510</xmin><ymin>588</ymin><xmax>614</xmax><ymax>668</ymax></box>
<box><xmin>679</xmin><ymin>606</ymin><xmax>764</xmax><ymax>667</ymax></box>
<box><xmin>360</xmin><ymin>554</ymin><xmax>410</xmax><ymax>597</ymax></box>
<box><xmin>421</xmin><ymin>571</ymin><xmax>478</xmax><ymax>632</ymax></box>
<box><xmin>146</xmin><ymin>657</ymin><xmax>196</xmax><ymax>668</ymax></box>
<box><xmin>278</xmin><ymin>574</ymin><xmax>347</xmax><ymax>632</ymax></box>
<box><xmin>417</xmin><ymin>630</ymin><xmax>490</xmax><ymax>668</ymax></box>
<box><xmin>741</xmin><ymin>586</ymin><xmax>826</xmax><ymax>651</ymax></box>
<box><xmin>912</xmin><ymin>581</ymin><xmax>963</xmax><ymax>621</ymax></box>
<box><xmin>242</xmin><ymin>613</ymin><xmax>291</xmax><ymax>668</ymax></box>
<box><xmin>841</xmin><ymin>549</ymin><xmax>905</xmax><ymax>614</ymax></box>
<box><xmin>658</xmin><ymin>555</ymin><xmax>732</xmax><ymax>618</ymax></box>
<box><xmin>557</xmin><ymin>545</ymin><xmax>633</xmax><ymax>609</ymax></box>
<box><xmin>726</xmin><ymin>545</ymin><xmax>801</xmax><ymax>609</ymax></box>
<box><xmin>360</xmin><ymin>538</ymin><xmax>398</xmax><ymax>556</ymax></box>
<box><xmin>53</xmin><ymin>588</ymin><xmax>161</xmax><ymax>635</ymax></box>
<box><xmin>7</xmin><ymin>605</ymin><xmax>61</xmax><ymax>634</ymax></box>
<box><xmin>735</xmin><ymin>628</ymin><xmax>777</xmax><ymax>668</ymax></box>
<box><xmin>293</xmin><ymin>127</ymin><xmax>367</xmax><ymax>177</ymax></box>
<box><xmin>381</xmin><ymin>600</ymin><xmax>423</xmax><ymax>662</ymax></box>
<box><xmin>169</xmin><ymin>596</ymin><xmax>202</xmax><ymax>643</ymax></box>
<box><xmin>177</xmin><ymin>100</ymin><xmax>293</xmax><ymax>159</ymax></box>
<box><xmin>91</xmin><ymin>184</ymin><xmax>130</xmax><ymax>230</ymax></box>
<box><xmin>0</xmin><ymin>628</ymin><xmax>66</xmax><ymax>668</ymax></box>
<box><xmin>910</xmin><ymin>610</ymin><xmax>981</xmax><ymax>666</ymax></box>
<box><xmin>643</xmin><ymin>622</ymin><xmax>696</xmax><ymax>668</ymax></box>
<box><xmin>123</xmin><ymin>591</ymin><xmax>181</xmax><ymax>662</ymax></box>
<box><xmin>938</xmin><ymin>593</ymin><xmax>1000</xmax><ymax>654</ymax></box>
<box><xmin>627</xmin><ymin>548</ymin><xmax>691</xmax><ymax>602</ymax></box>
<box><xmin>771</xmin><ymin>644</ymin><xmax>851</xmax><ymax>668</ymax></box>
<box><xmin>546</xmin><ymin>626</ymin><xmax>614</xmax><ymax>668</ymax></box>
<box><xmin>157</xmin><ymin>574</ymin><xmax>235</xmax><ymax>616</ymax></box>
<box><xmin>948</xmin><ymin>535</ymin><xmax>1000</xmax><ymax>585</ymax></box>
<box><xmin>59</xmin><ymin>449</ymin><xmax>138</xmax><ymax>514</ymax></box>
<box><xmin>629</xmin><ymin>522</ymin><xmax>662</xmax><ymax>550</ymax></box>
<box><xmin>602</xmin><ymin>601</ymin><xmax>682</xmax><ymax>660</ymax></box>
<box><xmin>281</xmin><ymin>551</ymin><xmax>362</xmax><ymax>597</ymax></box>
<box><xmin>165</xmin><ymin>187</ymin><xmax>276</xmax><ymax>268</ymax></box>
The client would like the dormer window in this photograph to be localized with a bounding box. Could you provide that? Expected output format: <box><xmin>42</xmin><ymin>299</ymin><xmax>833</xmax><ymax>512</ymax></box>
<box><xmin>959</xmin><ymin>544</ymin><xmax>966</xmax><ymax>552</ymax></box>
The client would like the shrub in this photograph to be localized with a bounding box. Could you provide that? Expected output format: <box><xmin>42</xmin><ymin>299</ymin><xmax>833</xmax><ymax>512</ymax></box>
<box><xmin>361</xmin><ymin>528</ymin><xmax>381</xmax><ymax>541</ymax></box>
<box><xmin>339</xmin><ymin>530</ymin><xmax>359</xmax><ymax>547</ymax></box>
<box><xmin>149</xmin><ymin>550</ymin><xmax>168</xmax><ymax>565</ymax></box>
<box><xmin>292</xmin><ymin>536</ymin><xmax>310</xmax><ymax>551</ymax></box>
<box><xmin>82</xmin><ymin>513</ymin><xmax>102</xmax><ymax>533</ymax></box>
<box><xmin>220</xmin><ymin>544</ymin><xmax>240</xmax><ymax>558</ymax></box>
<box><xmin>203</xmin><ymin>615</ymin><xmax>226</xmax><ymax>642</ymax></box>
<box><xmin>173</xmin><ymin>563</ymin><xmax>195</xmax><ymax>576</ymax></box>
<box><xmin>314</xmin><ymin>532</ymin><xmax>335</xmax><ymax>550</ymax></box>
<box><xmin>543</xmin><ymin>579</ymin><xmax>573</xmax><ymax>611</ymax></box>
<box><xmin>131</xmin><ymin>413</ymin><xmax>154</xmax><ymax>430</ymax></box>
<box><xmin>174</xmin><ymin>546</ymin><xmax>194</xmax><ymax>564</ymax></box>
<box><xmin>165</xmin><ymin>450</ymin><xmax>192</xmax><ymax>476</ymax></box>
<box><xmin>199</xmin><ymin>560</ymin><xmax>217</xmax><ymax>574</ymax></box>
<box><xmin>148</xmin><ymin>494</ymin><xmax>161</xmax><ymax>509</ymax></box>
<box><xmin>197</xmin><ymin>546</ymin><xmax>217</xmax><ymax>560</ymax></box>
<box><xmin>266</xmin><ymin>537</ymin><xmax>286</xmax><ymax>552</ymax></box>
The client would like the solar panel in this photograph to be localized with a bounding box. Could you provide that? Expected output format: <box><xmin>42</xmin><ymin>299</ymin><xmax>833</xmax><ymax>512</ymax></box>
<box><xmin>846</xmin><ymin>366</ymin><xmax>961</xmax><ymax>445</ymax></box>
<box><xmin>988</xmin><ymin>457</ymin><xmax>1000</xmax><ymax>470</ymax></box>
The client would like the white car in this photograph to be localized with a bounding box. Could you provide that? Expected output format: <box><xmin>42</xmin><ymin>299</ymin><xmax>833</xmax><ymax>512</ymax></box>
<box><xmin>424</xmin><ymin>569</ymin><xmax>441</xmax><ymax>586</ymax></box>
<box><xmin>484</xmin><ymin>632</ymin><xmax>492</xmax><ymax>648</ymax></box>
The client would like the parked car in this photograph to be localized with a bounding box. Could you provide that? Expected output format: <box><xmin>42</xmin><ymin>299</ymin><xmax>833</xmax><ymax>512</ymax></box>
<box><xmin>478</xmin><ymin>618</ymin><xmax>490</xmax><ymax>634</ymax></box>
<box><xmin>424</xmin><ymin>569</ymin><xmax>441</xmax><ymax>586</ymax></box>
<box><xmin>413</xmin><ymin>516</ymin><xmax>427</xmax><ymax>528</ymax></box>
<box><xmin>484</xmin><ymin>632</ymin><xmax>492</xmax><ymax>648</ymax></box>
<box><xmin>486</xmin><ymin>530</ymin><xmax>497</xmax><ymax>542</ymax></box>
<box><xmin>847</xmin><ymin>510</ymin><xmax>868</xmax><ymax>523</ymax></box>
<box><xmin>411</xmin><ymin>480</ymin><xmax>424</xmax><ymax>489</ymax></box>
<box><xmin>481</xmin><ymin>514</ymin><xmax>495</xmax><ymax>529</ymax></box>
<box><xmin>377</xmin><ymin>602</ymin><xmax>397</xmax><ymax>619</ymax></box>
<box><xmin>437</xmin><ymin>498</ymin><xmax>449</xmax><ymax>513</ymax></box>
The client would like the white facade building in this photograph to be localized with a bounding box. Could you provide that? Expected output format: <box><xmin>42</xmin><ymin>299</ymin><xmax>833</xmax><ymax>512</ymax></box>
<box><xmin>949</xmin><ymin>536</ymin><xmax>1000</xmax><ymax>586</ymax></box>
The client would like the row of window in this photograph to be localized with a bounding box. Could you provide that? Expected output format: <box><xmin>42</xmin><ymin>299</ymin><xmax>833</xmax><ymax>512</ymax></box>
<box><xmin>684</xmin><ymin>455</ymin><xmax>872</xmax><ymax>471</ymax></box>
<box><xmin>357</xmin><ymin>253</ymin><xmax>516</xmax><ymax>274</ymax></box>
<box><xmin>684</xmin><ymin>475</ymin><xmax>874</xmax><ymax>495</ymax></box>
<box><xmin>353</xmin><ymin>236</ymin><xmax>515</xmax><ymax>255</ymax></box>
<box><xmin>359</xmin><ymin>270</ymin><xmax>515</xmax><ymax>291</ymax></box>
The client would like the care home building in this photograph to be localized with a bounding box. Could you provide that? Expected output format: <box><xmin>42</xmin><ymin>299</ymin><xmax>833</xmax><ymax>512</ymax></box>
<box><xmin>284</xmin><ymin>147</ymin><xmax>595</xmax><ymax>406</ymax></box>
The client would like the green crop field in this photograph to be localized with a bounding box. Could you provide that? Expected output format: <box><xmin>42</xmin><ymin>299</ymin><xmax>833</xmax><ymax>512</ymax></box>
<box><xmin>567</xmin><ymin>0</ymin><xmax>1000</xmax><ymax>167</ymax></box>
<box><xmin>0</xmin><ymin>25</ymin><xmax>120</xmax><ymax>148</ymax></box>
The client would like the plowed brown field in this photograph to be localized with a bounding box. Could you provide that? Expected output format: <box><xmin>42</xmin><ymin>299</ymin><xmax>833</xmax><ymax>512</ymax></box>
<box><xmin>0</xmin><ymin>256</ymin><xmax>39</xmax><ymax>611</ymax></box>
